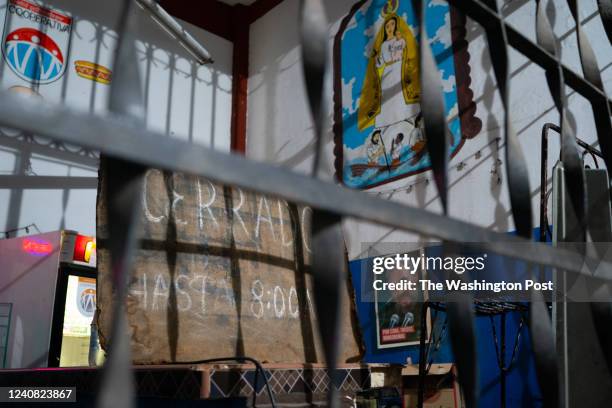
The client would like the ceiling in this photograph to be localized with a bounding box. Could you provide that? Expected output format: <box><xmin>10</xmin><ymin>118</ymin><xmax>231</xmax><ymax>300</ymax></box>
<box><xmin>217</xmin><ymin>0</ymin><xmax>257</xmax><ymax>5</ymax></box>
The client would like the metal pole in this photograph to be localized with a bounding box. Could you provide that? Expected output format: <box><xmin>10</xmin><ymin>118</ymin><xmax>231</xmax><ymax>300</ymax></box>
<box><xmin>539</xmin><ymin>125</ymin><xmax>549</xmax><ymax>243</ymax></box>
<box><xmin>0</xmin><ymin>91</ymin><xmax>610</xmax><ymax>281</ymax></box>
<box><xmin>500</xmin><ymin>313</ymin><xmax>506</xmax><ymax>408</ymax></box>
<box><xmin>418</xmin><ymin>302</ymin><xmax>430</xmax><ymax>408</ymax></box>
<box><xmin>135</xmin><ymin>0</ymin><xmax>214</xmax><ymax>64</ymax></box>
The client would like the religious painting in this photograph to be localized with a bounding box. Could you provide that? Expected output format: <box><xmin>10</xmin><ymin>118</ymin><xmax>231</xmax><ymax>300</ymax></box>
<box><xmin>333</xmin><ymin>0</ymin><xmax>481</xmax><ymax>189</ymax></box>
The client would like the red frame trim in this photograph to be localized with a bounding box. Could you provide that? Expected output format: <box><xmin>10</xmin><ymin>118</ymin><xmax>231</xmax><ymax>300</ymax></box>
<box><xmin>230</xmin><ymin>5</ymin><xmax>250</xmax><ymax>154</ymax></box>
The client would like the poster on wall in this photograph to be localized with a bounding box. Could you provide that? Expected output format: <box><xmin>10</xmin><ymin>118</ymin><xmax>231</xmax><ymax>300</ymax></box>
<box><xmin>2</xmin><ymin>0</ymin><xmax>72</xmax><ymax>85</ymax></box>
<box><xmin>76</xmin><ymin>277</ymin><xmax>96</xmax><ymax>318</ymax></box>
<box><xmin>333</xmin><ymin>0</ymin><xmax>481</xmax><ymax>189</ymax></box>
<box><xmin>63</xmin><ymin>276</ymin><xmax>95</xmax><ymax>337</ymax></box>
<box><xmin>374</xmin><ymin>253</ymin><xmax>429</xmax><ymax>348</ymax></box>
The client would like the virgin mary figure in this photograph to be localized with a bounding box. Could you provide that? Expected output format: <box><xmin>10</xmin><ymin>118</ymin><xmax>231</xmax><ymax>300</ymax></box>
<box><xmin>358</xmin><ymin>2</ymin><xmax>420</xmax><ymax>132</ymax></box>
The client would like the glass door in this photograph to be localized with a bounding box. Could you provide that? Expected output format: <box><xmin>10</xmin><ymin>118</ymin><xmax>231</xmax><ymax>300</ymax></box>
<box><xmin>48</xmin><ymin>267</ymin><xmax>102</xmax><ymax>367</ymax></box>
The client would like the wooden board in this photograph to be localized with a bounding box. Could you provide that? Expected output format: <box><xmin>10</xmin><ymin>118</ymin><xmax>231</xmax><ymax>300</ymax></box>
<box><xmin>96</xmin><ymin>164</ymin><xmax>362</xmax><ymax>364</ymax></box>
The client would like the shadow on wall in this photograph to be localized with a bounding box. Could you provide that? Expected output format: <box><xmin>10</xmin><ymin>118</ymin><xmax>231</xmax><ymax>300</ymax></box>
<box><xmin>312</xmin><ymin>0</ymin><xmax>611</xmax><ymax>257</ymax></box>
<box><xmin>0</xmin><ymin>0</ymin><xmax>233</xmax><ymax>237</ymax></box>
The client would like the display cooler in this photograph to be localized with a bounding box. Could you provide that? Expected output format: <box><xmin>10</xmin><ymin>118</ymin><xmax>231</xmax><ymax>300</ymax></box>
<box><xmin>0</xmin><ymin>230</ymin><xmax>97</xmax><ymax>369</ymax></box>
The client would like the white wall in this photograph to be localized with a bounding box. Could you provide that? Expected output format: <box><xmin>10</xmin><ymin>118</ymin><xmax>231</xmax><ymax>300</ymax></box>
<box><xmin>246</xmin><ymin>0</ymin><xmax>612</xmax><ymax>260</ymax></box>
<box><xmin>0</xmin><ymin>0</ymin><xmax>233</xmax><ymax>238</ymax></box>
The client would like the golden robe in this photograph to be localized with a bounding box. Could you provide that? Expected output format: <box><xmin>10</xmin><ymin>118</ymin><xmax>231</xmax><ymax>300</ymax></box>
<box><xmin>357</xmin><ymin>15</ymin><xmax>420</xmax><ymax>131</ymax></box>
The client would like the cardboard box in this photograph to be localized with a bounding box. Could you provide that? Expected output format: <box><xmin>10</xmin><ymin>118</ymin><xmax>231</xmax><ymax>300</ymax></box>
<box><xmin>401</xmin><ymin>364</ymin><xmax>463</xmax><ymax>408</ymax></box>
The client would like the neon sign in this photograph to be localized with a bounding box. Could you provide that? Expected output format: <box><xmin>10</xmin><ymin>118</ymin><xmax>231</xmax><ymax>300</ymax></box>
<box><xmin>22</xmin><ymin>238</ymin><xmax>53</xmax><ymax>256</ymax></box>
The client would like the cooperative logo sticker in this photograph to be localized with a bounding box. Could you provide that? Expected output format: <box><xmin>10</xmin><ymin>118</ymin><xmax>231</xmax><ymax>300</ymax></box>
<box><xmin>2</xmin><ymin>0</ymin><xmax>72</xmax><ymax>84</ymax></box>
<box><xmin>74</xmin><ymin>60</ymin><xmax>112</xmax><ymax>85</ymax></box>
<box><xmin>77</xmin><ymin>278</ymin><xmax>96</xmax><ymax>317</ymax></box>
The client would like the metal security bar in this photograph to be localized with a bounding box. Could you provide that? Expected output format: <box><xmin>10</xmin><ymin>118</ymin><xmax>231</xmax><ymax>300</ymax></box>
<box><xmin>0</xmin><ymin>92</ymin><xmax>608</xmax><ymax>275</ymax></box>
<box><xmin>447</xmin><ymin>1</ymin><xmax>612</xmax><ymax>407</ymax></box>
<box><xmin>0</xmin><ymin>0</ymin><xmax>610</xmax><ymax>407</ymax></box>
<box><xmin>449</xmin><ymin>0</ymin><xmax>612</xmax><ymax>112</ymax></box>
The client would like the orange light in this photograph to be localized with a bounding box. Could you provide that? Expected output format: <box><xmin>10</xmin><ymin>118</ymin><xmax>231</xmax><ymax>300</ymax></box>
<box><xmin>73</xmin><ymin>234</ymin><xmax>95</xmax><ymax>263</ymax></box>
<box><xmin>84</xmin><ymin>240</ymin><xmax>94</xmax><ymax>262</ymax></box>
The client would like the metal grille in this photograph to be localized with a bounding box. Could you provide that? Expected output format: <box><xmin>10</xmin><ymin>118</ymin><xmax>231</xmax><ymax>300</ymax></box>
<box><xmin>0</xmin><ymin>0</ymin><xmax>611</xmax><ymax>407</ymax></box>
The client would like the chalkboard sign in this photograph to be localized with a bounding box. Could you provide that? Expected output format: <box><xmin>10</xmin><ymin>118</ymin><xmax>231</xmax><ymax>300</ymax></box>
<box><xmin>96</xmin><ymin>164</ymin><xmax>362</xmax><ymax>364</ymax></box>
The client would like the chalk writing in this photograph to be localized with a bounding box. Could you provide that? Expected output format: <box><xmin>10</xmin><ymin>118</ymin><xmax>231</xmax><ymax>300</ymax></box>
<box><xmin>98</xmin><ymin>166</ymin><xmax>360</xmax><ymax>364</ymax></box>
<box><xmin>140</xmin><ymin>169</ymin><xmax>312</xmax><ymax>251</ymax></box>
<box><xmin>130</xmin><ymin>273</ymin><xmax>312</xmax><ymax>321</ymax></box>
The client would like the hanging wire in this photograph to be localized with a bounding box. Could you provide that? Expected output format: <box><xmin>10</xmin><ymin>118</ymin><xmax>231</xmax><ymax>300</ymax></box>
<box><xmin>365</xmin><ymin>136</ymin><xmax>502</xmax><ymax>196</ymax></box>
<box><xmin>424</xmin><ymin>311</ymin><xmax>449</xmax><ymax>375</ymax></box>
<box><xmin>489</xmin><ymin>313</ymin><xmax>526</xmax><ymax>372</ymax></box>
<box><xmin>1</xmin><ymin>223</ymin><xmax>41</xmax><ymax>239</ymax></box>
<box><xmin>582</xmin><ymin>149</ymin><xmax>600</xmax><ymax>169</ymax></box>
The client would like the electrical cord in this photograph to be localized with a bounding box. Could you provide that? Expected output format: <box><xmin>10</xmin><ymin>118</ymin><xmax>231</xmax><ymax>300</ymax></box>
<box><xmin>582</xmin><ymin>149</ymin><xmax>600</xmax><ymax>169</ymax></box>
<box><xmin>542</xmin><ymin>149</ymin><xmax>600</xmax><ymax>242</ymax></box>
<box><xmin>488</xmin><ymin>313</ymin><xmax>525</xmax><ymax>372</ymax></box>
<box><xmin>423</xmin><ymin>309</ymin><xmax>449</xmax><ymax>376</ymax></box>
<box><xmin>173</xmin><ymin>357</ymin><xmax>276</xmax><ymax>408</ymax></box>
<box><xmin>1</xmin><ymin>223</ymin><xmax>41</xmax><ymax>239</ymax></box>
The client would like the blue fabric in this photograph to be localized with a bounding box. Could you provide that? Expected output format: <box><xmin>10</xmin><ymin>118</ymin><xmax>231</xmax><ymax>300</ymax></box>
<box><xmin>349</xmin><ymin>227</ymin><xmax>549</xmax><ymax>406</ymax></box>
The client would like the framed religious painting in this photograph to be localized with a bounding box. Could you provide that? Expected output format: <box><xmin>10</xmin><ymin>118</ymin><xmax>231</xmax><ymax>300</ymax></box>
<box><xmin>333</xmin><ymin>0</ymin><xmax>481</xmax><ymax>189</ymax></box>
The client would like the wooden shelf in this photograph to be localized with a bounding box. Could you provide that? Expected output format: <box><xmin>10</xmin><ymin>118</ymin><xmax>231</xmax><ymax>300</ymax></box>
<box><xmin>402</xmin><ymin>363</ymin><xmax>453</xmax><ymax>376</ymax></box>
